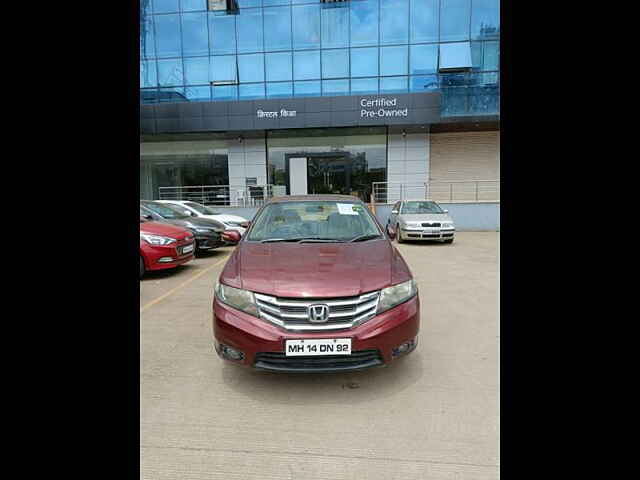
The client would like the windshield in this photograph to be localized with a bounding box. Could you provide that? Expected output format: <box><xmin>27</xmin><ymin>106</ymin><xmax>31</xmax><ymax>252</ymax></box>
<box><xmin>185</xmin><ymin>202</ymin><xmax>220</xmax><ymax>215</ymax></box>
<box><xmin>141</xmin><ymin>202</ymin><xmax>189</xmax><ymax>219</ymax></box>
<box><xmin>401</xmin><ymin>201</ymin><xmax>444</xmax><ymax>214</ymax></box>
<box><xmin>247</xmin><ymin>201</ymin><xmax>381</xmax><ymax>242</ymax></box>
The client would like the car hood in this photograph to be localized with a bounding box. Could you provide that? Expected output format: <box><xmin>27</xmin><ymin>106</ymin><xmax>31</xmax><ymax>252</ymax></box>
<box><xmin>220</xmin><ymin>239</ymin><xmax>412</xmax><ymax>298</ymax></box>
<box><xmin>140</xmin><ymin>221</ymin><xmax>192</xmax><ymax>239</ymax></box>
<box><xmin>400</xmin><ymin>213</ymin><xmax>453</xmax><ymax>223</ymax></box>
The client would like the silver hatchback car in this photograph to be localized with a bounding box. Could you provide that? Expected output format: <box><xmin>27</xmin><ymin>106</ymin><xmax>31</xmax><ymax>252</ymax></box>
<box><xmin>387</xmin><ymin>200</ymin><xmax>455</xmax><ymax>244</ymax></box>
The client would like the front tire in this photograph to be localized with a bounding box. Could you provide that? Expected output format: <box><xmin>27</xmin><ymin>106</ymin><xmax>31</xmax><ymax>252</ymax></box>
<box><xmin>396</xmin><ymin>225</ymin><xmax>404</xmax><ymax>243</ymax></box>
<box><xmin>140</xmin><ymin>255</ymin><xmax>145</xmax><ymax>279</ymax></box>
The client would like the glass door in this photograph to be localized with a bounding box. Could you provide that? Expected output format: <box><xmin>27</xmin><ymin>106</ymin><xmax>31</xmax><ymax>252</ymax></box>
<box><xmin>307</xmin><ymin>155</ymin><xmax>351</xmax><ymax>196</ymax></box>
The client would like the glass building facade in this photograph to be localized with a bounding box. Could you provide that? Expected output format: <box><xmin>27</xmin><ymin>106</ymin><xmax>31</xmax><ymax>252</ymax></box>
<box><xmin>140</xmin><ymin>0</ymin><xmax>499</xmax><ymax>117</ymax></box>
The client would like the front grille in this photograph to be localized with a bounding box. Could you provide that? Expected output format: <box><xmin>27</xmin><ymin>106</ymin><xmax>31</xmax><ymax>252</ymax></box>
<box><xmin>254</xmin><ymin>349</ymin><xmax>383</xmax><ymax>372</ymax></box>
<box><xmin>254</xmin><ymin>291</ymin><xmax>380</xmax><ymax>331</ymax></box>
<box><xmin>422</xmin><ymin>222</ymin><xmax>441</xmax><ymax>227</ymax></box>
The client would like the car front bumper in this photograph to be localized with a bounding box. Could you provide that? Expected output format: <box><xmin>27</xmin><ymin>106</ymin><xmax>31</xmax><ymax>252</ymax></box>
<box><xmin>401</xmin><ymin>228</ymin><xmax>455</xmax><ymax>241</ymax></box>
<box><xmin>213</xmin><ymin>294</ymin><xmax>420</xmax><ymax>372</ymax></box>
<box><xmin>143</xmin><ymin>243</ymin><xmax>195</xmax><ymax>271</ymax></box>
<box><xmin>194</xmin><ymin>232</ymin><xmax>225</xmax><ymax>250</ymax></box>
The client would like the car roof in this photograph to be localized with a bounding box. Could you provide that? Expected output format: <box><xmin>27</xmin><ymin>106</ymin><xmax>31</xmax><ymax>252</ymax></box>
<box><xmin>401</xmin><ymin>199</ymin><xmax>439</xmax><ymax>203</ymax></box>
<box><xmin>267</xmin><ymin>194</ymin><xmax>363</xmax><ymax>204</ymax></box>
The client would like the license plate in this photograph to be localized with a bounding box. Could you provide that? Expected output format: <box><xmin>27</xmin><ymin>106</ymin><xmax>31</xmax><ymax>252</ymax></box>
<box><xmin>285</xmin><ymin>338</ymin><xmax>351</xmax><ymax>356</ymax></box>
<box><xmin>182</xmin><ymin>243</ymin><xmax>194</xmax><ymax>254</ymax></box>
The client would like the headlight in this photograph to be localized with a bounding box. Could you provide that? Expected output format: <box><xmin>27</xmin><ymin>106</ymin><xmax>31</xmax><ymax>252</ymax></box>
<box><xmin>215</xmin><ymin>282</ymin><xmax>259</xmax><ymax>317</ymax></box>
<box><xmin>140</xmin><ymin>233</ymin><xmax>176</xmax><ymax>246</ymax></box>
<box><xmin>377</xmin><ymin>279</ymin><xmax>417</xmax><ymax>314</ymax></box>
<box><xmin>441</xmin><ymin>222</ymin><xmax>455</xmax><ymax>228</ymax></box>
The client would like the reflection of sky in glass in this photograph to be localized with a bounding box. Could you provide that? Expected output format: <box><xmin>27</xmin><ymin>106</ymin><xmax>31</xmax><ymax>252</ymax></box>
<box><xmin>209</xmin><ymin>15</ymin><xmax>236</xmax><ymax>55</ymax></box>
<box><xmin>158</xmin><ymin>58</ymin><xmax>184</xmax><ymax>86</ymax></box>
<box><xmin>238</xmin><ymin>54</ymin><xmax>265</xmax><ymax>83</ymax></box>
<box><xmin>351</xmin><ymin>78</ymin><xmax>378</xmax><ymax>94</ymax></box>
<box><xmin>350</xmin><ymin>0</ymin><xmax>378</xmax><ymax>47</ymax></box>
<box><xmin>410</xmin><ymin>44</ymin><xmax>438</xmax><ymax>75</ymax></box>
<box><xmin>380</xmin><ymin>0</ymin><xmax>408</xmax><ymax>45</ymax></box>
<box><xmin>292</xmin><ymin>5</ymin><xmax>321</xmax><ymax>50</ymax></box>
<box><xmin>322</xmin><ymin>6</ymin><xmax>349</xmax><ymax>49</ymax></box>
<box><xmin>237</xmin><ymin>9</ymin><xmax>264</xmax><ymax>53</ymax></box>
<box><xmin>154</xmin><ymin>14</ymin><xmax>181</xmax><ymax>58</ymax></box>
<box><xmin>351</xmin><ymin>48</ymin><xmax>378</xmax><ymax>77</ymax></box>
<box><xmin>182</xmin><ymin>12</ymin><xmax>209</xmax><ymax>57</ymax></box>
<box><xmin>322</xmin><ymin>50</ymin><xmax>349</xmax><ymax>79</ymax></box>
<box><xmin>266</xmin><ymin>52</ymin><xmax>292</xmax><ymax>82</ymax></box>
<box><xmin>322</xmin><ymin>79</ymin><xmax>349</xmax><ymax>96</ymax></box>
<box><xmin>440</xmin><ymin>0</ymin><xmax>471</xmax><ymax>42</ymax></box>
<box><xmin>380</xmin><ymin>46</ymin><xmax>408</xmax><ymax>76</ymax></box>
<box><xmin>410</xmin><ymin>0</ymin><xmax>439</xmax><ymax>43</ymax></box>
<box><xmin>153</xmin><ymin>0</ymin><xmax>179</xmax><ymax>14</ymax></box>
<box><xmin>184</xmin><ymin>57</ymin><xmax>209</xmax><ymax>84</ymax></box>
<box><xmin>293</xmin><ymin>50</ymin><xmax>320</xmax><ymax>80</ymax></box>
<box><xmin>264</xmin><ymin>7</ymin><xmax>292</xmax><ymax>51</ymax></box>
<box><xmin>294</xmin><ymin>81</ymin><xmax>321</xmax><ymax>97</ymax></box>
<box><xmin>267</xmin><ymin>82</ymin><xmax>293</xmax><ymax>98</ymax></box>
<box><xmin>471</xmin><ymin>0</ymin><xmax>500</xmax><ymax>39</ymax></box>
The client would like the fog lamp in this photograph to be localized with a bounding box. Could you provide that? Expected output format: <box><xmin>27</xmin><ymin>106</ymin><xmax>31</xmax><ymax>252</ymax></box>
<box><xmin>392</xmin><ymin>338</ymin><xmax>417</xmax><ymax>358</ymax></box>
<box><xmin>216</xmin><ymin>342</ymin><xmax>245</xmax><ymax>362</ymax></box>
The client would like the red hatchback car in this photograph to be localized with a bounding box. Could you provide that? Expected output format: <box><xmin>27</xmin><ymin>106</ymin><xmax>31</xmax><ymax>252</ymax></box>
<box><xmin>213</xmin><ymin>195</ymin><xmax>420</xmax><ymax>373</ymax></box>
<box><xmin>140</xmin><ymin>217</ymin><xmax>195</xmax><ymax>279</ymax></box>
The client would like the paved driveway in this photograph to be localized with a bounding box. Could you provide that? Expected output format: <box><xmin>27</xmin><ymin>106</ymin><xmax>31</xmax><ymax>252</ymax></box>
<box><xmin>140</xmin><ymin>232</ymin><xmax>499</xmax><ymax>479</ymax></box>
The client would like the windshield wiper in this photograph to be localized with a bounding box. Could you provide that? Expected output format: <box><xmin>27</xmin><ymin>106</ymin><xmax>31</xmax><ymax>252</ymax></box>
<box><xmin>349</xmin><ymin>234</ymin><xmax>382</xmax><ymax>242</ymax></box>
<box><xmin>260</xmin><ymin>237</ymin><xmax>343</xmax><ymax>243</ymax></box>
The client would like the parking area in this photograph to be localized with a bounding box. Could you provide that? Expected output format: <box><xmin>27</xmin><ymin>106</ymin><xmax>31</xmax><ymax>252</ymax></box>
<box><xmin>140</xmin><ymin>232</ymin><xmax>500</xmax><ymax>480</ymax></box>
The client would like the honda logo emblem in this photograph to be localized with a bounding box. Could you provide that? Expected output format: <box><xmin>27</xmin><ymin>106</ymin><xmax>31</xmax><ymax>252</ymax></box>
<box><xmin>308</xmin><ymin>304</ymin><xmax>329</xmax><ymax>323</ymax></box>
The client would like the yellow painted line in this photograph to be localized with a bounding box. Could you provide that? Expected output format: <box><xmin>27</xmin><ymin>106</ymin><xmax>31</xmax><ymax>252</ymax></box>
<box><xmin>140</xmin><ymin>254</ymin><xmax>230</xmax><ymax>313</ymax></box>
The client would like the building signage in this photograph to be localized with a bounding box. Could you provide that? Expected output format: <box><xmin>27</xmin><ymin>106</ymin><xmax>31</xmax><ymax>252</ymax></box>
<box><xmin>360</xmin><ymin>97</ymin><xmax>408</xmax><ymax>118</ymax></box>
<box><xmin>256</xmin><ymin>109</ymin><xmax>297</xmax><ymax>118</ymax></box>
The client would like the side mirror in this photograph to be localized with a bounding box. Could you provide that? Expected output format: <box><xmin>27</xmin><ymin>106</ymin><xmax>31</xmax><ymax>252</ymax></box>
<box><xmin>222</xmin><ymin>230</ymin><xmax>242</xmax><ymax>243</ymax></box>
<box><xmin>387</xmin><ymin>225</ymin><xmax>396</xmax><ymax>240</ymax></box>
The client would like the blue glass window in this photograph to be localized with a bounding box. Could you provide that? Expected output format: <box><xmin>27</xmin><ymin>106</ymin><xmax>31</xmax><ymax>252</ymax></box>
<box><xmin>239</xmin><ymin>83</ymin><xmax>265</xmax><ymax>99</ymax></box>
<box><xmin>181</xmin><ymin>0</ymin><xmax>206</xmax><ymax>11</ymax></box>
<box><xmin>181</xmin><ymin>12</ymin><xmax>209</xmax><ymax>57</ymax></box>
<box><xmin>351</xmin><ymin>0</ymin><xmax>379</xmax><ymax>47</ymax></box>
<box><xmin>321</xmin><ymin>4</ymin><xmax>349</xmax><ymax>49</ymax></box>
<box><xmin>185</xmin><ymin>85</ymin><xmax>211</xmax><ymax>101</ymax></box>
<box><xmin>209</xmin><ymin>14</ymin><xmax>236</xmax><ymax>55</ymax></box>
<box><xmin>440</xmin><ymin>0</ymin><xmax>471</xmax><ymax>42</ymax></box>
<box><xmin>153</xmin><ymin>0</ymin><xmax>179</xmax><ymax>14</ymax></box>
<box><xmin>351</xmin><ymin>77</ymin><xmax>378</xmax><ymax>94</ymax></box>
<box><xmin>293</xmin><ymin>50</ymin><xmax>320</xmax><ymax>80</ymax></box>
<box><xmin>158</xmin><ymin>87</ymin><xmax>187</xmax><ymax>103</ymax></box>
<box><xmin>238</xmin><ymin>0</ymin><xmax>262</xmax><ymax>7</ymax></box>
<box><xmin>140</xmin><ymin>17</ymin><xmax>155</xmax><ymax>60</ymax></box>
<box><xmin>141</xmin><ymin>88</ymin><xmax>158</xmax><ymax>104</ymax></box>
<box><xmin>380</xmin><ymin>0</ymin><xmax>408</xmax><ymax>45</ymax></box>
<box><xmin>322</xmin><ymin>79</ymin><xmax>349</xmax><ymax>96</ymax></box>
<box><xmin>213</xmin><ymin>85</ymin><xmax>237</xmax><ymax>100</ymax></box>
<box><xmin>210</xmin><ymin>55</ymin><xmax>237</xmax><ymax>83</ymax></box>
<box><xmin>482</xmin><ymin>41</ymin><xmax>499</xmax><ymax>70</ymax></box>
<box><xmin>267</xmin><ymin>82</ymin><xmax>293</xmax><ymax>98</ymax></box>
<box><xmin>265</xmin><ymin>52</ymin><xmax>292</xmax><ymax>81</ymax></box>
<box><xmin>410</xmin><ymin>44</ymin><xmax>438</xmax><ymax>75</ymax></box>
<box><xmin>439</xmin><ymin>42</ymin><xmax>472</xmax><ymax>70</ymax></box>
<box><xmin>183</xmin><ymin>57</ymin><xmax>209</xmax><ymax>84</ymax></box>
<box><xmin>292</xmin><ymin>5</ymin><xmax>321</xmax><ymax>50</ymax></box>
<box><xmin>263</xmin><ymin>0</ymin><xmax>289</xmax><ymax>5</ymax></box>
<box><xmin>157</xmin><ymin>58</ymin><xmax>184</xmax><ymax>86</ymax></box>
<box><xmin>322</xmin><ymin>49</ymin><xmax>349</xmax><ymax>79</ymax></box>
<box><xmin>410</xmin><ymin>0</ymin><xmax>438</xmax><ymax>43</ymax></box>
<box><xmin>350</xmin><ymin>47</ymin><xmax>378</xmax><ymax>77</ymax></box>
<box><xmin>471</xmin><ymin>0</ymin><xmax>499</xmax><ymax>39</ymax></box>
<box><xmin>294</xmin><ymin>80</ymin><xmax>320</xmax><ymax>97</ymax></box>
<box><xmin>410</xmin><ymin>75</ymin><xmax>439</xmax><ymax>92</ymax></box>
<box><xmin>380</xmin><ymin>46</ymin><xmax>408</xmax><ymax>76</ymax></box>
<box><xmin>140</xmin><ymin>61</ymin><xmax>158</xmax><ymax>88</ymax></box>
<box><xmin>380</xmin><ymin>76</ymin><xmax>408</xmax><ymax>93</ymax></box>
<box><xmin>264</xmin><ymin>6</ymin><xmax>292</xmax><ymax>51</ymax></box>
<box><xmin>238</xmin><ymin>54</ymin><xmax>265</xmax><ymax>83</ymax></box>
<box><xmin>237</xmin><ymin>8</ymin><xmax>264</xmax><ymax>53</ymax></box>
<box><xmin>154</xmin><ymin>14</ymin><xmax>181</xmax><ymax>58</ymax></box>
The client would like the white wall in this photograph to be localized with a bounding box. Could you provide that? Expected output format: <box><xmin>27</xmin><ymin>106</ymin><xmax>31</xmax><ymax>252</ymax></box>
<box><xmin>227</xmin><ymin>138</ymin><xmax>267</xmax><ymax>204</ymax></box>
<box><xmin>386</xmin><ymin>132</ymin><xmax>430</xmax><ymax>203</ymax></box>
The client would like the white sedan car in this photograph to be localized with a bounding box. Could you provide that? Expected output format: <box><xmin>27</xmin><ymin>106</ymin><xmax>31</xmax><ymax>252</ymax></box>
<box><xmin>156</xmin><ymin>200</ymin><xmax>248</xmax><ymax>236</ymax></box>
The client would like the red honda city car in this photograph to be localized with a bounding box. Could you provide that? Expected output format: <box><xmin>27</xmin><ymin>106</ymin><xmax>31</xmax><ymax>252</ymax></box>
<box><xmin>213</xmin><ymin>195</ymin><xmax>420</xmax><ymax>373</ymax></box>
<box><xmin>140</xmin><ymin>217</ymin><xmax>195</xmax><ymax>279</ymax></box>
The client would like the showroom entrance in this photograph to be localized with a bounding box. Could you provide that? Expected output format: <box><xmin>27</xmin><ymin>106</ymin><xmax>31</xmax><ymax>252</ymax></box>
<box><xmin>286</xmin><ymin>152</ymin><xmax>379</xmax><ymax>202</ymax></box>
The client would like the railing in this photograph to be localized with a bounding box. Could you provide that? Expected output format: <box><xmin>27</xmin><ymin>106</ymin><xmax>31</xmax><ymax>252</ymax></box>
<box><xmin>158</xmin><ymin>184</ymin><xmax>275</xmax><ymax>207</ymax></box>
<box><xmin>371</xmin><ymin>180</ymin><xmax>500</xmax><ymax>204</ymax></box>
